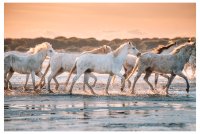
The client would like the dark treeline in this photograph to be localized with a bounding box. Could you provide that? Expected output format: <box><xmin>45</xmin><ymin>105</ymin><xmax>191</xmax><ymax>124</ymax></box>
<box><xmin>4</xmin><ymin>36</ymin><xmax>195</xmax><ymax>52</ymax></box>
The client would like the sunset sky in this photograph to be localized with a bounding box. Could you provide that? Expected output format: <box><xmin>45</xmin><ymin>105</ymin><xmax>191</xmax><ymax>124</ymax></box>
<box><xmin>4</xmin><ymin>3</ymin><xmax>196</xmax><ymax>40</ymax></box>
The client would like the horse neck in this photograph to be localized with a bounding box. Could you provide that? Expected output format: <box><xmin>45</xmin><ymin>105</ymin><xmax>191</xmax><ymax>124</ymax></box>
<box><xmin>90</xmin><ymin>48</ymin><xmax>103</xmax><ymax>53</ymax></box>
<box><xmin>175</xmin><ymin>47</ymin><xmax>192</xmax><ymax>63</ymax></box>
<box><xmin>33</xmin><ymin>49</ymin><xmax>47</xmax><ymax>64</ymax></box>
<box><xmin>114</xmin><ymin>45</ymin><xmax>129</xmax><ymax>64</ymax></box>
<box><xmin>161</xmin><ymin>45</ymin><xmax>176</xmax><ymax>54</ymax></box>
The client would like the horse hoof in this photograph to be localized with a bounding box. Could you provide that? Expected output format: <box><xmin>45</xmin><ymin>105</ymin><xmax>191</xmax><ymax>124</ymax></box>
<box><xmin>6</xmin><ymin>88</ymin><xmax>13</xmax><ymax>92</ymax></box>
<box><xmin>151</xmin><ymin>90</ymin><xmax>157</xmax><ymax>94</ymax></box>
<box><xmin>186</xmin><ymin>89</ymin><xmax>189</xmax><ymax>93</ymax></box>
<box><xmin>49</xmin><ymin>90</ymin><xmax>54</xmax><ymax>93</ymax></box>
<box><xmin>55</xmin><ymin>86</ymin><xmax>59</xmax><ymax>91</ymax></box>
<box><xmin>68</xmin><ymin>91</ymin><xmax>72</xmax><ymax>95</ymax></box>
<box><xmin>105</xmin><ymin>92</ymin><xmax>109</xmax><ymax>95</ymax></box>
<box><xmin>92</xmin><ymin>93</ymin><xmax>97</xmax><ymax>96</ymax></box>
<box><xmin>34</xmin><ymin>89</ymin><xmax>41</xmax><ymax>94</ymax></box>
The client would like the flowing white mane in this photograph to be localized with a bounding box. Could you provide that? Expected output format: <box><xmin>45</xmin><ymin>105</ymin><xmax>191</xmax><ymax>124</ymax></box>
<box><xmin>28</xmin><ymin>42</ymin><xmax>52</xmax><ymax>54</ymax></box>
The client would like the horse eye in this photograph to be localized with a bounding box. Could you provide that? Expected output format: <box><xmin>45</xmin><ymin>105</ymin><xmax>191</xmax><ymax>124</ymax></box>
<box><xmin>49</xmin><ymin>50</ymin><xmax>52</xmax><ymax>52</ymax></box>
<box><xmin>132</xmin><ymin>47</ymin><xmax>135</xmax><ymax>49</ymax></box>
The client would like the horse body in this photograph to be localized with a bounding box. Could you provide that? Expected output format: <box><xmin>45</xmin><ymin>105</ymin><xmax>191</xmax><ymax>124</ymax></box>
<box><xmin>44</xmin><ymin>45</ymin><xmax>112</xmax><ymax>93</ymax></box>
<box><xmin>184</xmin><ymin>47</ymin><xmax>196</xmax><ymax>78</ymax></box>
<box><xmin>66</xmin><ymin>42</ymin><xmax>140</xmax><ymax>95</ymax></box>
<box><xmin>76</xmin><ymin>53</ymin><xmax>118</xmax><ymax>74</ymax></box>
<box><xmin>112</xmin><ymin>41</ymin><xmax>177</xmax><ymax>88</ymax></box>
<box><xmin>139</xmin><ymin>53</ymin><xmax>188</xmax><ymax>74</ymax></box>
<box><xmin>4</xmin><ymin>42</ymin><xmax>53</xmax><ymax>90</ymax></box>
<box><xmin>9</xmin><ymin>53</ymin><xmax>45</xmax><ymax>74</ymax></box>
<box><xmin>127</xmin><ymin>42</ymin><xmax>195</xmax><ymax>94</ymax></box>
<box><xmin>50</xmin><ymin>53</ymin><xmax>79</xmax><ymax>72</ymax></box>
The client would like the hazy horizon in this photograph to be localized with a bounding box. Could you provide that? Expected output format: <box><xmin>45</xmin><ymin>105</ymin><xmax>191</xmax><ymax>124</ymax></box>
<box><xmin>5</xmin><ymin>3</ymin><xmax>196</xmax><ymax>40</ymax></box>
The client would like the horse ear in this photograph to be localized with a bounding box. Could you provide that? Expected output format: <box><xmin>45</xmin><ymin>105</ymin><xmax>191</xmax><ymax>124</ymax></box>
<box><xmin>174</xmin><ymin>41</ymin><xmax>177</xmax><ymax>45</ymax></box>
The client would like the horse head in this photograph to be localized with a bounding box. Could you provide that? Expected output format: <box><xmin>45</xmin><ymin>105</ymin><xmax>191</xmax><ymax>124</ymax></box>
<box><xmin>127</xmin><ymin>42</ymin><xmax>141</xmax><ymax>57</ymax></box>
<box><xmin>103</xmin><ymin>45</ymin><xmax>112</xmax><ymax>53</ymax></box>
<box><xmin>46</xmin><ymin>45</ymin><xmax>55</xmax><ymax>57</ymax></box>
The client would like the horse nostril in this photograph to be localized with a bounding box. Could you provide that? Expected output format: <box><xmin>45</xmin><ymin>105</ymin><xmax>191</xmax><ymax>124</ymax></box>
<box><xmin>137</xmin><ymin>52</ymin><xmax>141</xmax><ymax>57</ymax></box>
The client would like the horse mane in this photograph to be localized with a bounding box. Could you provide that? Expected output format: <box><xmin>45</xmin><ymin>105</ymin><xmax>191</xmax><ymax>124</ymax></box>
<box><xmin>113</xmin><ymin>43</ymin><xmax>127</xmax><ymax>57</ymax></box>
<box><xmin>170</xmin><ymin>42</ymin><xmax>193</xmax><ymax>54</ymax></box>
<box><xmin>82</xmin><ymin>45</ymin><xmax>111</xmax><ymax>54</ymax></box>
<box><xmin>28</xmin><ymin>42</ymin><xmax>51</xmax><ymax>54</ymax></box>
<box><xmin>152</xmin><ymin>42</ymin><xmax>176</xmax><ymax>54</ymax></box>
<box><xmin>88</xmin><ymin>45</ymin><xmax>106</xmax><ymax>53</ymax></box>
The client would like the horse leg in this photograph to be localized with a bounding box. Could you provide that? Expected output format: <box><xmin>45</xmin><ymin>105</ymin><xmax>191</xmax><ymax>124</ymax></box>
<box><xmin>105</xmin><ymin>74</ymin><xmax>113</xmax><ymax>95</ymax></box>
<box><xmin>191</xmin><ymin>65</ymin><xmax>196</xmax><ymax>78</ymax></box>
<box><xmin>131</xmin><ymin>71</ymin><xmax>142</xmax><ymax>94</ymax></box>
<box><xmin>47</xmin><ymin>73</ymin><xmax>56</xmax><ymax>93</ymax></box>
<box><xmin>35</xmin><ymin>72</ymin><xmax>45</xmax><ymax>89</ymax></box>
<box><xmin>37</xmin><ymin>63</ymin><xmax>50</xmax><ymax>89</ymax></box>
<box><xmin>165</xmin><ymin>74</ymin><xmax>176</xmax><ymax>95</ymax></box>
<box><xmin>115</xmin><ymin>73</ymin><xmax>125</xmax><ymax>92</ymax></box>
<box><xmin>6</xmin><ymin>71</ymin><xmax>14</xmax><ymax>90</ymax></box>
<box><xmin>84</xmin><ymin>73</ymin><xmax>96</xmax><ymax>95</ymax></box>
<box><xmin>68</xmin><ymin>73</ymin><xmax>82</xmax><ymax>94</ymax></box>
<box><xmin>176</xmin><ymin>72</ymin><xmax>190</xmax><ymax>93</ymax></box>
<box><xmin>89</xmin><ymin>72</ymin><xmax>97</xmax><ymax>87</ymax></box>
<box><xmin>47</xmin><ymin>68</ymin><xmax>61</xmax><ymax>93</ymax></box>
<box><xmin>159</xmin><ymin>74</ymin><xmax>170</xmax><ymax>88</ymax></box>
<box><xmin>8</xmin><ymin>81</ymin><xmax>12</xmax><ymax>89</ymax></box>
<box><xmin>53</xmin><ymin>69</ymin><xmax>64</xmax><ymax>90</ymax></box>
<box><xmin>53</xmin><ymin>77</ymin><xmax>59</xmax><ymax>90</ymax></box>
<box><xmin>126</xmin><ymin>67</ymin><xmax>133</xmax><ymax>88</ymax></box>
<box><xmin>31</xmin><ymin>71</ymin><xmax>36</xmax><ymax>91</ymax></box>
<box><xmin>83</xmin><ymin>73</ymin><xmax>88</xmax><ymax>93</ymax></box>
<box><xmin>23</xmin><ymin>74</ymin><xmax>30</xmax><ymax>91</ymax></box>
<box><xmin>154</xmin><ymin>73</ymin><xmax>159</xmax><ymax>88</ymax></box>
<box><xmin>143</xmin><ymin>71</ymin><xmax>156</xmax><ymax>93</ymax></box>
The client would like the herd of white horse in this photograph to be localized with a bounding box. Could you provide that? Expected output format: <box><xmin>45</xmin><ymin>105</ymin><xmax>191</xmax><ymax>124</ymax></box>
<box><xmin>4</xmin><ymin>40</ymin><xmax>196</xmax><ymax>95</ymax></box>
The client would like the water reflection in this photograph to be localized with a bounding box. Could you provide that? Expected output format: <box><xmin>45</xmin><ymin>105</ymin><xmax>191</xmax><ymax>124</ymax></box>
<box><xmin>4</xmin><ymin>95</ymin><xmax>196</xmax><ymax>131</ymax></box>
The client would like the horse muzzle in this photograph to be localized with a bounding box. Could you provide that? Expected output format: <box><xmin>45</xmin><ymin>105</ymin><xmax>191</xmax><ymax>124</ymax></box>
<box><xmin>137</xmin><ymin>52</ymin><xmax>141</xmax><ymax>57</ymax></box>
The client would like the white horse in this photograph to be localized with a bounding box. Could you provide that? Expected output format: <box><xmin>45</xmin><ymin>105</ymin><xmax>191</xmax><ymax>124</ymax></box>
<box><xmin>183</xmin><ymin>47</ymin><xmax>196</xmax><ymax>79</ymax></box>
<box><xmin>4</xmin><ymin>42</ymin><xmax>54</xmax><ymax>91</ymax></box>
<box><xmin>39</xmin><ymin>45</ymin><xmax>112</xmax><ymax>93</ymax></box>
<box><xmin>127</xmin><ymin>42</ymin><xmax>195</xmax><ymax>95</ymax></box>
<box><xmin>112</xmin><ymin>41</ymin><xmax>178</xmax><ymax>88</ymax></box>
<box><xmin>4</xmin><ymin>47</ymin><xmax>46</xmax><ymax>90</ymax></box>
<box><xmin>66</xmin><ymin>42</ymin><xmax>141</xmax><ymax>95</ymax></box>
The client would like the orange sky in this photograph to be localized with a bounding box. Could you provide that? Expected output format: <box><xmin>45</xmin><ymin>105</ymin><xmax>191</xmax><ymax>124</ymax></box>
<box><xmin>4</xmin><ymin>3</ymin><xmax>196</xmax><ymax>40</ymax></box>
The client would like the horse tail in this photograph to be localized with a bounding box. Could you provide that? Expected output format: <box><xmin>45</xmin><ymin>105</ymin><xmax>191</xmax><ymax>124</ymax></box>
<box><xmin>65</xmin><ymin>60</ymin><xmax>77</xmax><ymax>87</ymax></box>
<box><xmin>126</xmin><ymin>58</ymin><xmax>139</xmax><ymax>81</ymax></box>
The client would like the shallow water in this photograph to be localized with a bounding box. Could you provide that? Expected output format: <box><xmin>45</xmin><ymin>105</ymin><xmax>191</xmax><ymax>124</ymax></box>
<box><xmin>4</xmin><ymin>59</ymin><xmax>196</xmax><ymax>131</ymax></box>
<box><xmin>4</xmin><ymin>88</ymin><xmax>196</xmax><ymax>131</ymax></box>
